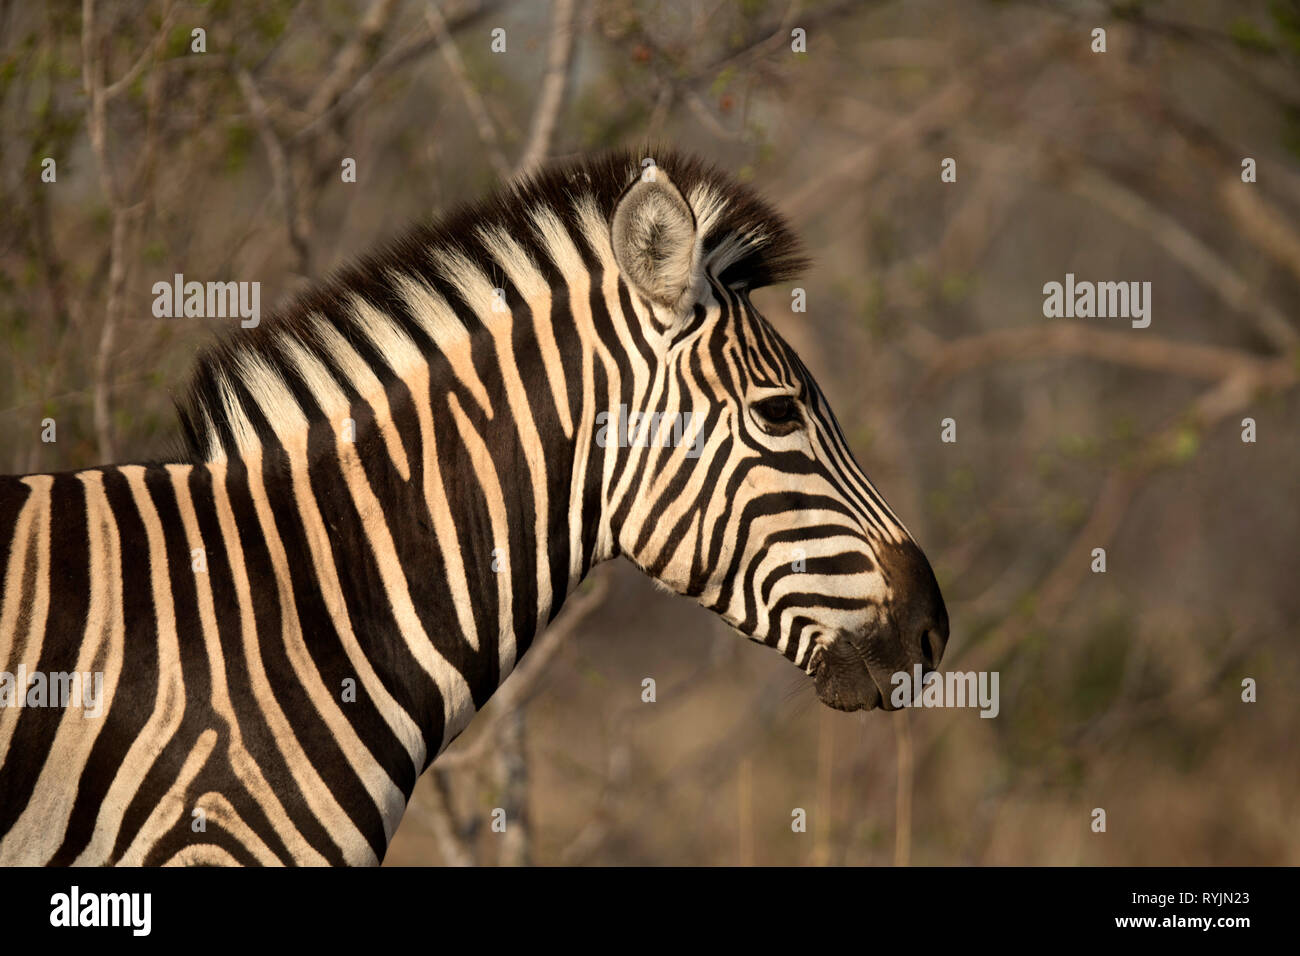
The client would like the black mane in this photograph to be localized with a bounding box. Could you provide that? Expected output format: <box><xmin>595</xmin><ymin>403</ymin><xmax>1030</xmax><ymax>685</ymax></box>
<box><xmin>176</xmin><ymin>148</ymin><xmax>807</xmax><ymax>461</ymax></box>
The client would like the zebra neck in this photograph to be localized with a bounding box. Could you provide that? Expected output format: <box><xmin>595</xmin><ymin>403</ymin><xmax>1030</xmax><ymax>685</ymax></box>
<box><xmin>222</xmin><ymin>348</ymin><xmax>616</xmax><ymax>761</ymax></box>
<box><xmin>177</xmin><ymin>243</ymin><xmax>629</xmax><ymax>757</ymax></box>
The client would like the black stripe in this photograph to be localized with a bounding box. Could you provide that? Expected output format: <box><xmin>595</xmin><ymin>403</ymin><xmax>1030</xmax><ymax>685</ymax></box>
<box><xmin>111</xmin><ymin>464</ymin><xmax>223</xmax><ymax>861</ymax></box>
<box><xmin>49</xmin><ymin>468</ymin><xmax>159</xmax><ymax>863</ymax></box>
<box><xmin>0</xmin><ymin>473</ymin><xmax>89</xmax><ymax>837</ymax></box>
<box><xmin>222</xmin><ymin>456</ymin><xmax>348</xmax><ymax>866</ymax></box>
<box><xmin>183</xmin><ymin>464</ymin><xmax>296</xmax><ymax>865</ymax></box>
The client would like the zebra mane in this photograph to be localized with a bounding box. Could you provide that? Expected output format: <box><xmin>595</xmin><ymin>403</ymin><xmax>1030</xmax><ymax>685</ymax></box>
<box><xmin>176</xmin><ymin>147</ymin><xmax>807</xmax><ymax>462</ymax></box>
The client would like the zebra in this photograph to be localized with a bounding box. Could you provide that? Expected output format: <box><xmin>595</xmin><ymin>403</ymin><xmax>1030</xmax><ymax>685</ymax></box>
<box><xmin>0</xmin><ymin>149</ymin><xmax>948</xmax><ymax>866</ymax></box>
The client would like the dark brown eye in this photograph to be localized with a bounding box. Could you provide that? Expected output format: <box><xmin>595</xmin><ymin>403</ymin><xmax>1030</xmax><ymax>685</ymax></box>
<box><xmin>753</xmin><ymin>396</ymin><xmax>801</xmax><ymax>432</ymax></box>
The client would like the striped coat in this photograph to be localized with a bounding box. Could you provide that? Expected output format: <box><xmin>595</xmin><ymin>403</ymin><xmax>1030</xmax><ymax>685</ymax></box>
<box><xmin>0</xmin><ymin>150</ymin><xmax>946</xmax><ymax>865</ymax></box>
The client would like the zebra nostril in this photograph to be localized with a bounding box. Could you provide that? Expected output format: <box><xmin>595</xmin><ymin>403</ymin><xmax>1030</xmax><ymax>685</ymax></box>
<box><xmin>883</xmin><ymin>540</ymin><xmax>950</xmax><ymax>674</ymax></box>
<box><xmin>920</xmin><ymin>627</ymin><xmax>946</xmax><ymax>671</ymax></box>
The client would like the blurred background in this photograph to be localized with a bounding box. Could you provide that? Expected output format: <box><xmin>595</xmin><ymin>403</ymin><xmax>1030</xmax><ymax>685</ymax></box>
<box><xmin>1</xmin><ymin>0</ymin><xmax>1297</xmax><ymax>865</ymax></box>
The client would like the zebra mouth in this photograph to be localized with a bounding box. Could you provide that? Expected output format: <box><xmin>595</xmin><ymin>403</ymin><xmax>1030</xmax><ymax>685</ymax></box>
<box><xmin>807</xmin><ymin>637</ymin><xmax>889</xmax><ymax>712</ymax></box>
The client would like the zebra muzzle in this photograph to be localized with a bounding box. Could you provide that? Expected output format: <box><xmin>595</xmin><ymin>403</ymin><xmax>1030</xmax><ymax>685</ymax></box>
<box><xmin>809</xmin><ymin>633</ymin><xmax>889</xmax><ymax>712</ymax></box>
<box><xmin>809</xmin><ymin>579</ymin><xmax>949</xmax><ymax>714</ymax></box>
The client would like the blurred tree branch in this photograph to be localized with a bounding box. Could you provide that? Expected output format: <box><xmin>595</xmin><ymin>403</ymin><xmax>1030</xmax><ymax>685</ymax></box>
<box><xmin>515</xmin><ymin>0</ymin><xmax>580</xmax><ymax>177</ymax></box>
<box><xmin>910</xmin><ymin>325</ymin><xmax>1297</xmax><ymax>389</ymax></box>
<box><xmin>435</xmin><ymin>573</ymin><xmax>611</xmax><ymax>772</ymax></box>
<box><xmin>892</xmin><ymin>709</ymin><xmax>912</xmax><ymax>867</ymax></box>
<box><xmin>305</xmin><ymin>0</ymin><xmax>399</xmax><ymax>119</ymax></box>
<box><xmin>291</xmin><ymin>0</ymin><xmax>508</xmax><ymax>144</ymax></box>
<box><xmin>412</xmin><ymin>572</ymin><xmax>609</xmax><ymax>864</ymax></box>
<box><xmin>418</xmin><ymin>767</ymin><xmax>475</xmax><ymax>866</ymax></box>
<box><xmin>426</xmin><ymin>1</ymin><xmax>512</xmax><ymax>180</ymax></box>
<box><xmin>785</xmin><ymin>25</ymin><xmax>1066</xmax><ymax>216</ymax></box>
<box><xmin>237</xmin><ymin>69</ymin><xmax>313</xmax><ymax>276</ymax></box>
<box><xmin>80</xmin><ymin>0</ymin><xmax>170</xmax><ymax>462</ymax></box>
<box><xmin>1066</xmin><ymin>167</ymin><xmax>1298</xmax><ymax>353</ymax></box>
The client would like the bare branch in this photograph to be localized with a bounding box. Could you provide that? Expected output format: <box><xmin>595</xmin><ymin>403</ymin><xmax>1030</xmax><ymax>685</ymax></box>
<box><xmin>417</xmin><ymin>769</ymin><xmax>475</xmax><ymax>866</ymax></box>
<box><xmin>435</xmin><ymin>574</ymin><xmax>610</xmax><ymax>770</ymax></box>
<box><xmin>785</xmin><ymin>26</ymin><xmax>1065</xmax><ymax>214</ymax></box>
<box><xmin>493</xmin><ymin>708</ymin><xmax>530</xmax><ymax>865</ymax></box>
<box><xmin>81</xmin><ymin>0</ymin><xmax>118</xmax><ymax>207</ymax></box>
<box><xmin>1218</xmin><ymin>177</ymin><xmax>1300</xmax><ymax>290</ymax></box>
<box><xmin>304</xmin><ymin>0</ymin><xmax>399</xmax><ymax>118</ymax></box>
<box><xmin>684</xmin><ymin>89</ymin><xmax>748</xmax><ymax>141</ymax></box>
<box><xmin>237</xmin><ymin>69</ymin><xmax>313</xmax><ymax>275</ymax></box>
<box><xmin>951</xmin><ymin>364</ymin><xmax>1296</xmax><ymax>677</ymax></box>
<box><xmin>514</xmin><ymin>0</ymin><xmax>579</xmax><ymax>177</ymax></box>
<box><xmin>1067</xmin><ymin>168</ymin><xmax>1298</xmax><ymax>353</ymax></box>
<box><xmin>911</xmin><ymin>324</ymin><xmax>1294</xmax><ymax>390</ymax></box>
<box><xmin>893</xmin><ymin>710</ymin><xmax>912</xmax><ymax>867</ymax></box>
<box><xmin>92</xmin><ymin>208</ymin><xmax>139</xmax><ymax>464</ymax></box>
<box><xmin>81</xmin><ymin>0</ymin><xmax>149</xmax><ymax>461</ymax></box>
<box><xmin>645</xmin><ymin>80</ymin><xmax>673</xmax><ymax>141</ymax></box>
<box><xmin>292</xmin><ymin>0</ymin><xmax>508</xmax><ymax>143</ymax></box>
<box><xmin>104</xmin><ymin>2</ymin><xmax>178</xmax><ymax>101</ymax></box>
<box><xmin>685</xmin><ymin>0</ymin><xmax>807</xmax><ymax>82</ymax></box>
<box><xmin>425</xmin><ymin>1</ymin><xmax>511</xmax><ymax>182</ymax></box>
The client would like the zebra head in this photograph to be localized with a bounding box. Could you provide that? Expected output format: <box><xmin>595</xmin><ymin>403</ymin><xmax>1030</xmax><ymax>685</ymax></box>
<box><xmin>600</xmin><ymin>161</ymin><xmax>948</xmax><ymax>712</ymax></box>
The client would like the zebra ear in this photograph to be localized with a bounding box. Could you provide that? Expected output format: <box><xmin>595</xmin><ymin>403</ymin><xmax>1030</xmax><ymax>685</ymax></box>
<box><xmin>610</xmin><ymin>170</ymin><xmax>699</xmax><ymax>316</ymax></box>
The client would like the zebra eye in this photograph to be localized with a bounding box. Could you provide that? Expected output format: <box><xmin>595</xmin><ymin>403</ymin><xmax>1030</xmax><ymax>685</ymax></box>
<box><xmin>752</xmin><ymin>395</ymin><xmax>801</xmax><ymax>433</ymax></box>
